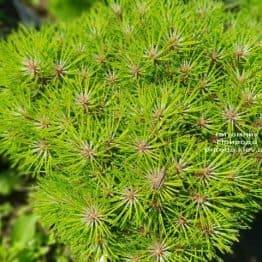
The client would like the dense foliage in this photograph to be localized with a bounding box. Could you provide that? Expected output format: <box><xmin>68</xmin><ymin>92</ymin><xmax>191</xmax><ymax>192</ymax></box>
<box><xmin>0</xmin><ymin>0</ymin><xmax>261</xmax><ymax>261</ymax></box>
<box><xmin>0</xmin><ymin>157</ymin><xmax>73</xmax><ymax>261</ymax></box>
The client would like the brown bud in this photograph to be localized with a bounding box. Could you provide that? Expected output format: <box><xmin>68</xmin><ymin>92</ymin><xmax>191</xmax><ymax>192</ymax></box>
<box><xmin>149</xmin><ymin>242</ymin><xmax>167</xmax><ymax>259</ymax></box>
<box><xmin>135</xmin><ymin>141</ymin><xmax>151</xmax><ymax>154</ymax></box>
<box><xmin>80</xmin><ymin>142</ymin><xmax>95</xmax><ymax>159</ymax></box>
<box><xmin>149</xmin><ymin>169</ymin><xmax>166</xmax><ymax>190</ymax></box>
<box><xmin>198</xmin><ymin>117</ymin><xmax>208</xmax><ymax>128</ymax></box>
<box><xmin>111</xmin><ymin>3</ymin><xmax>122</xmax><ymax>19</ymax></box>
<box><xmin>84</xmin><ymin>207</ymin><xmax>103</xmax><ymax>226</ymax></box>
<box><xmin>224</xmin><ymin>108</ymin><xmax>238</xmax><ymax>122</ymax></box>
<box><xmin>23</xmin><ymin>58</ymin><xmax>40</xmax><ymax>77</ymax></box>
<box><xmin>124</xmin><ymin>188</ymin><xmax>137</xmax><ymax>204</ymax></box>
<box><xmin>129</xmin><ymin>64</ymin><xmax>142</xmax><ymax>78</ymax></box>
<box><xmin>106</xmin><ymin>71</ymin><xmax>118</xmax><ymax>85</ymax></box>
<box><xmin>195</xmin><ymin>167</ymin><xmax>212</xmax><ymax>179</ymax></box>
<box><xmin>55</xmin><ymin>63</ymin><xmax>66</xmax><ymax>78</ymax></box>
<box><xmin>193</xmin><ymin>193</ymin><xmax>207</xmax><ymax>204</ymax></box>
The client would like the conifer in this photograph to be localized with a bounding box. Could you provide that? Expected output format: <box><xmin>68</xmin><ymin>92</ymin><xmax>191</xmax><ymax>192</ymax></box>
<box><xmin>0</xmin><ymin>0</ymin><xmax>261</xmax><ymax>261</ymax></box>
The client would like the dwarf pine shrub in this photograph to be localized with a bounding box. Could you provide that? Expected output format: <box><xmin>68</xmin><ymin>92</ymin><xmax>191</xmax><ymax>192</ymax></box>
<box><xmin>0</xmin><ymin>0</ymin><xmax>261</xmax><ymax>261</ymax></box>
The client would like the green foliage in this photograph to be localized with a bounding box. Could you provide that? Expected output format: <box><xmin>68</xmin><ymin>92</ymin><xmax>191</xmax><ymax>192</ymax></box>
<box><xmin>0</xmin><ymin>167</ymin><xmax>71</xmax><ymax>262</ymax></box>
<box><xmin>0</xmin><ymin>0</ymin><xmax>261</xmax><ymax>261</ymax></box>
<box><xmin>0</xmin><ymin>170</ymin><xmax>21</xmax><ymax>195</ymax></box>
<box><xmin>26</xmin><ymin>0</ymin><xmax>102</xmax><ymax>21</ymax></box>
<box><xmin>0</xmin><ymin>207</ymin><xmax>69</xmax><ymax>262</ymax></box>
<box><xmin>48</xmin><ymin>0</ymin><xmax>97</xmax><ymax>21</ymax></box>
<box><xmin>224</xmin><ymin>0</ymin><xmax>262</xmax><ymax>20</ymax></box>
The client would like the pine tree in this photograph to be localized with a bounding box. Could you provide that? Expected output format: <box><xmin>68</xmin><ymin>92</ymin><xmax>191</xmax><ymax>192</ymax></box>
<box><xmin>0</xmin><ymin>0</ymin><xmax>261</xmax><ymax>261</ymax></box>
